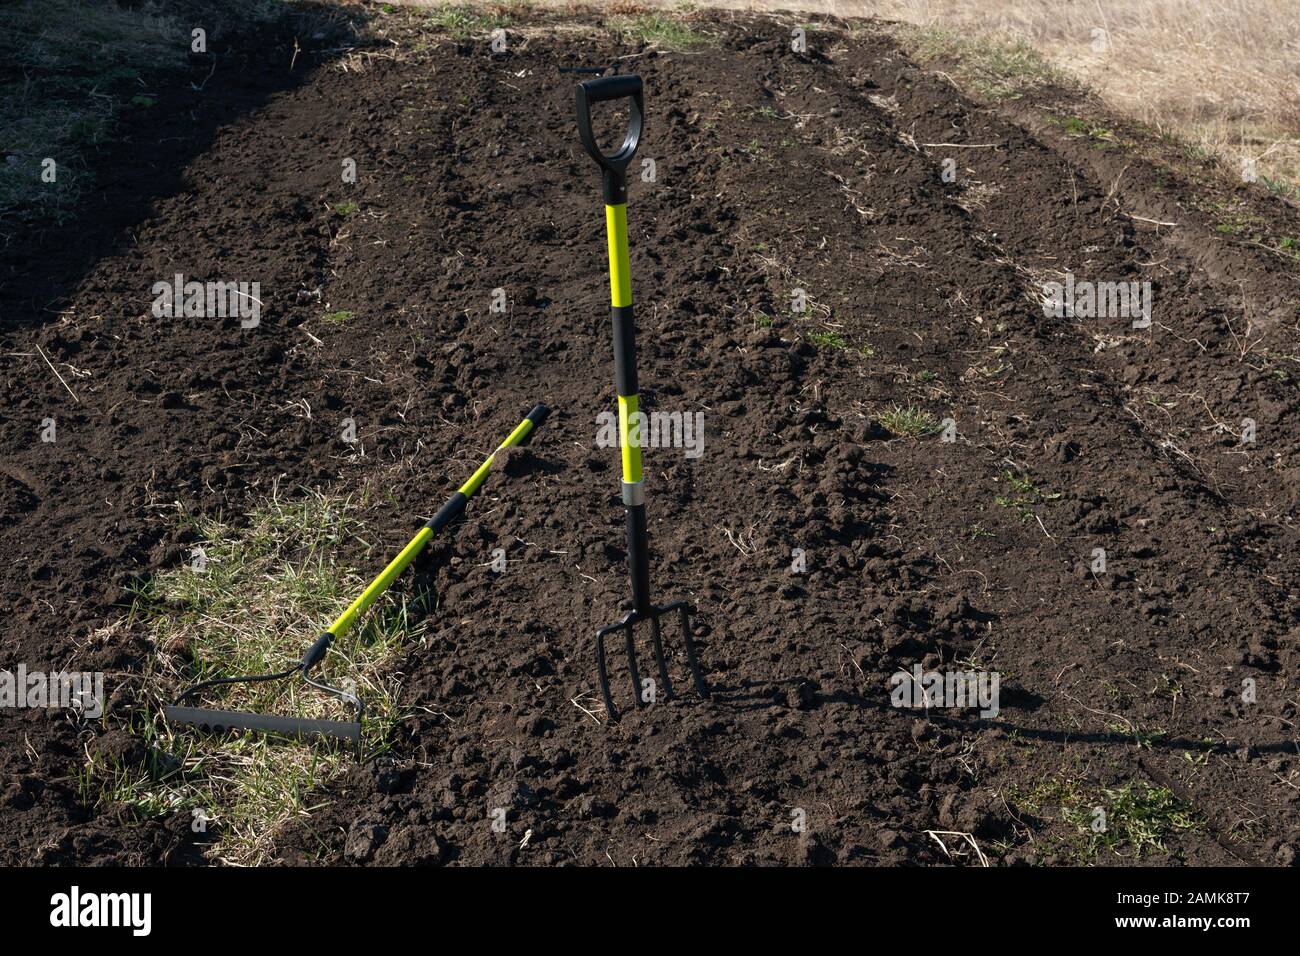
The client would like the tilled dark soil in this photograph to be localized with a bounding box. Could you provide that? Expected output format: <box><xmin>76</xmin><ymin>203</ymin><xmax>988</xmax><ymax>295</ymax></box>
<box><xmin>1</xmin><ymin>7</ymin><xmax>1297</xmax><ymax>866</ymax></box>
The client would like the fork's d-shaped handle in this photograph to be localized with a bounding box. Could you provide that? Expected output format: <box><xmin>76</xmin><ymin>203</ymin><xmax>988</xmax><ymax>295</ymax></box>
<box><xmin>574</xmin><ymin>74</ymin><xmax>644</xmax><ymax>204</ymax></box>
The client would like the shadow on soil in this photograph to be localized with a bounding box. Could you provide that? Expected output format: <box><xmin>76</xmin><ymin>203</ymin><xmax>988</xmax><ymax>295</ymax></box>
<box><xmin>0</xmin><ymin>2</ymin><xmax>370</xmax><ymax>334</ymax></box>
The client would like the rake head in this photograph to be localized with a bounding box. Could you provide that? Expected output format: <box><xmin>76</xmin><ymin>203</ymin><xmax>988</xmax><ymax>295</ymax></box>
<box><xmin>163</xmin><ymin>632</ymin><xmax>364</xmax><ymax>759</ymax></box>
<box><xmin>163</xmin><ymin>705</ymin><xmax>362</xmax><ymax>754</ymax></box>
<box><xmin>595</xmin><ymin>600</ymin><xmax>709</xmax><ymax>721</ymax></box>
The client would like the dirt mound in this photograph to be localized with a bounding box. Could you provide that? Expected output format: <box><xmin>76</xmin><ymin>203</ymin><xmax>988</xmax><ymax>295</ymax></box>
<box><xmin>1</xmin><ymin>9</ymin><xmax>1296</xmax><ymax>866</ymax></box>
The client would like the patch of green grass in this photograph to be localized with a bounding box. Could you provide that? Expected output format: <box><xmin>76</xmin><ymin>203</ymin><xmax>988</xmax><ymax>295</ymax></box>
<box><xmin>1107</xmin><ymin>721</ymin><xmax>1168</xmax><ymax>750</ymax></box>
<box><xmin>424</xmin><ymin>4</ymin><xmax>512</xmax><ymax>40</ymax></box>
<box><xmin>1260</xmin><ymin>176</ymin><xmax>1300</xmax><ymax>201</ymax></box>
<box><xmin>879</xmin><ymin>405</ymin><xmax>941</xmax><ymax>437</ymax></box>
<box><xmin>993</xmin><ymin>469</ymin><xmax>1061</xmax><ymax>521</ymax></box>
<box><xmin>610</xmin><ymin>13</ymin><xmax>713</xmax><ymax>52</ymax></box>
<box><xmin>87</xmin><ymin>491</ymin><xmax>422</xmax><ymax>865</ymax></box>
<box><xmin>1210</xmin><ymin>210</ymin><xmax>1300</xmax><ymax>264</ymax></box>
<box><xmin>323</xmin><ymin>310</ymin><xmax>353</xmax><ymax>324</ymax></box>
<box><xmin>1013</xmin><ymin>776</ymin><xmax>1203</xmax><ymax>860</ymax></box>
<box><xmin>1051</xmin><ymin>116</ymin><xmax>1116</xmax><ymax>145</ymax></box>
<box><xmin>808</xmin><ymin>331</ymin><xmax>847</xmax><ymax>349</ymax></box>
<box><xmin>1215</xmin><ymin>215</ymin><xmax>1264</xmax><ymax>239</ymax></box>
<box><xmin>1182</xmin><ymin>749</ymin><xmax>1211</xmax><ymax>770</ymax></box>
<box><xmin>889</xmin><ymin>25</ymin><xmax>1066</xmax><ymax>101</ymax></box>
<box><xmin>331</xmin><ymin>200</ymin><xmax>359</xmax><ymax>217</ymax></box>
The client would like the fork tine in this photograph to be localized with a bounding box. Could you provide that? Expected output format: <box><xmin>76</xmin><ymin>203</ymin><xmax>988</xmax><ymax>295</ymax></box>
<box><xmin>649</xmin><ymin>614</ymin><xmax>674</xmax><ymax>701</ymax></box>
<box><xmin>596</xmin><ymin>622</ymin><xmax>619</xmax><ymax>720</ymax></box>
<box><xmin>624</xmin><ymin>621</ymin><xmax>644</xmax><ymax>708</ymax></box>
<box><xmin>678</xmin><ymin>605</ymin><xmax>710</xmax><ymax>700</ymax></box>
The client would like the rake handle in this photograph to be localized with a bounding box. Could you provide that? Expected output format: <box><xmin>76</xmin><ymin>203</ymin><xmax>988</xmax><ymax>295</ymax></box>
<box><xmin>163</xmin><ymin>705</ymin><xmax>361</xmax><ymax>749</ymax></box>
<box><xmin>326</xmin><ymin>404</ymin><xmax>549</xmax><ymax>639</ymax></box>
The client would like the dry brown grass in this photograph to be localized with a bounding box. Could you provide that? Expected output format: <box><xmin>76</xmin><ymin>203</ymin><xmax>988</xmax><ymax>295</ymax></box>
<box><xmin>857</xmin><ymin>0</ymin><xmax>1300</xmax><ymax>189</ymax></box>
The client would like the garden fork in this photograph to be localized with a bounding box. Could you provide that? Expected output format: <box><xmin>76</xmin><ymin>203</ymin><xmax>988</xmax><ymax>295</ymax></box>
<box><xmin>574</xmin><ymin>74</ymin><xmax>710</xmax><ymax>720</ymax></box>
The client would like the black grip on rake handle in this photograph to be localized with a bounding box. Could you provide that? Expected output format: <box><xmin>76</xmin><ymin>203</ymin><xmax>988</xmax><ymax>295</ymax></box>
<box><xmin>301</xmin><ymin>632</ymin><xmax>334</xmax><ymax>671</ymax></box>
<box><xmin>575</xmin><ymin>74</ymin><xmax>644</xmax><ymax>203</ymax></box>
<box><xmin>523</xmin><ymin>403</ymin><xmax>550</xmax><ymax>435</ymax></box>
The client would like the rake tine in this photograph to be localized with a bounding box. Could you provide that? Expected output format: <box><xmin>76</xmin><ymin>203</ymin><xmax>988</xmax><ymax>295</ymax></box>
<box><xmin>649</xmin><ymin>614</ymin><xmax>674</xmax><ymax>701</ymax></box>
<box><xmin>598</xmin><ymin>604</ymin><xmax>710</xmax><ymax>719</ymax></box>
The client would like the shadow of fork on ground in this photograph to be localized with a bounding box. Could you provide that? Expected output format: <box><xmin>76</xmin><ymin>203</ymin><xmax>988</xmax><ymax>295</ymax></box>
<box><xmin>708</xmin><ymin>679</ymin><xmax>1299</xmax><ymax>757</ymax></box>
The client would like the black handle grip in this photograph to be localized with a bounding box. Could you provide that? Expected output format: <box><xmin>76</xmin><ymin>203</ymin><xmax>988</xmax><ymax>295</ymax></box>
<box><xmin>301</xmin><ymin>632</ymin><xmax>335</xmax><ymax>671</ymax></box>
<box><xmin>575</xmin><ymin>74</ymin><xmax>644</xmax><ymax>203</ymax></box>
<box><xmin>580</xmin><ymin>74</ymin><xmax>642</xmax><ymax>103</ymax></box>
<box><xmin>525</xmin><ymin>403</ymin><xmax>551</xmax><ymax>430</ymax></box>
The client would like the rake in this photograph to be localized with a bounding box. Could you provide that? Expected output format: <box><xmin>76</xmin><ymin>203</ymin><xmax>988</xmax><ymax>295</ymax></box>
<box><xmin>164</xmin><ymin>403</ymin><xmax>550</xmax><ymax>755</ymax></box>
<box><xmin>574</xmin><ymin>74</ymin><xmax>710</xmax><ymax>720</ymax></box>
